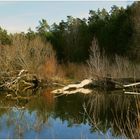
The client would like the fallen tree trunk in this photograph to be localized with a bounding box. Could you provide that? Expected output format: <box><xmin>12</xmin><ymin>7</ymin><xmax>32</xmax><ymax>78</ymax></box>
<box><xmin>52</xmin><ymin>78</ymin><xmax>116</xmax><ymax>94</ymax></box>
<box><xmin>52</xmin><ymin>79</ymin><xmax>93</xmax><ymax>94</ymax></box>
<box><xmin>52</xmin><ymin>78</ymin><xmax>140</xmax><ymax>95</ymax></box>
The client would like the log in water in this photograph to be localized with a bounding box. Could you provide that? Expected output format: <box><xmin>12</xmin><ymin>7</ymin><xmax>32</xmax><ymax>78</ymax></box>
<box><xmin>52</xmin><ymin>78</ymin><xmax>140</xmax><ymax>95</ymax></box>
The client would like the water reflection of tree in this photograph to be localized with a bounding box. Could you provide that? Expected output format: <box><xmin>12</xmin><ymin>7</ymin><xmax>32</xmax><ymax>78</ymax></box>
<box><xmin>26</xmin><ymin>88</ymin><xmax>55</xmax><ymax>133</ymax></box>
<box><xmin>53</xmin><ymin>94</ymin><xmax>88</xmax><ymax>127</ymax></box>
<box><xmin>53</xmin><ymin>91</ymin><xmax>140</xmax><ymax>138</ymax></box>
<box><xmin>85</xmin><ymin>91</ymin><xmax>140</xmax><ymax>138</ymax></box>
<box><xmin>0</xmin><ymin>88</ymin><xmax>55</xmax><ymax>138</ymax></box>
<box><xmin>0</xmin><ymin>88</ymin><xmax>140</xmax><ymax>138</ymax></box>
<box><xmin>28</xmin><ymin>88</ymin><xmax>55</xmax><ymax>122</ymax></box>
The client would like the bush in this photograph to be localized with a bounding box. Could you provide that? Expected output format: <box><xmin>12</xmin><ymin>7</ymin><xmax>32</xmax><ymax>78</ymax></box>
<box><xmin>0</xmin><ymin>34</ymin><xmax>58</xmax><ymax>79</ymax></box>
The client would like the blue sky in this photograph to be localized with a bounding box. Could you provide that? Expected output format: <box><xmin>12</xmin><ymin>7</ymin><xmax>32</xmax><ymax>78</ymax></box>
<box><xmin>0</xmin><ymin>1</ymin><xmax>134</xmax><ymax>33</ymax></box>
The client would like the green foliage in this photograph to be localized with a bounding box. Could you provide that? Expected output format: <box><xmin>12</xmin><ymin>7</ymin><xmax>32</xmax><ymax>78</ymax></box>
<box><xmin>0</xmin><ymin>27</ymin><xmax>12</xmax><ymax>45</ymax></box>
<box><xmin>26</xmin><ymin>28</ymin><xmax>36</xmax><ymax>40</ymax></box>
<box><xmin>36</xmin><ymin>19</ymin><xmax>50</xmax><ymax>42</ymax></box>
<box><xmin>129</xmin><ymin>1</ymin><xmax>140</xmax><ymax>61</ymax></box>
<box><xmin>88</xmin><ymin>6</ymin><xmax>133</xmax><ymax>57</ymax></box>
<box><xmin>36</xmin><ymin>19</ymin><xmax>49</xmax><ymax>33</ymax></box>
<box><xmin>47</xmin><ymin>3</ymin><xmax>138</xmax><ymax>62</ymax></box>
<box><xmin>49</xmin><ymin>16</ymin><xmax>91</xmax><ymax>62</ymax></box>
<box><xmin>1</xmin><ymin>2</ymin><xmax>139</xmax><ymax>63</ymax></box>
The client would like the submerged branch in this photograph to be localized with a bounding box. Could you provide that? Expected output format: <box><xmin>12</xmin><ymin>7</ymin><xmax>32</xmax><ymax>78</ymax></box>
<box><xmin>124</xmin><ymin>82</ymin><xmax>140</xmax><ymax>88</ymax></box>
<box><xmin>124</xmin><ymin>91</ymin><xmax>140</xmax><ymax>95</ymax></box>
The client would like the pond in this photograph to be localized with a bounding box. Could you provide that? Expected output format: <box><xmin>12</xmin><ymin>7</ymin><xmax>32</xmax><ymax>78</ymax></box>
<box><xmin>0</xmin><ymin>88</ymin><xmax>140</xmax><ymax>139</ymax></box>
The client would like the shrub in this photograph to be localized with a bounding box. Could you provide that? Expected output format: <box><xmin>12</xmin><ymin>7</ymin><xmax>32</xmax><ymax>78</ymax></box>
<box><xmin>87</xmin><ymin>37</ymin><xmax>140</xmax><ymax>79</ymax></box>
<box><xmin>0</xmin><ymin>34</ymin><xmax>58</xmax><ymax>79</ymax></box>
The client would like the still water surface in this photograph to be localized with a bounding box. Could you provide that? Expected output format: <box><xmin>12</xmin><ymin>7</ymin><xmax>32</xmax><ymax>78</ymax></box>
<box><xmin>0</xmin><ymin>88</ymin><xmax>139</xmax><ymax>138</ymax></box>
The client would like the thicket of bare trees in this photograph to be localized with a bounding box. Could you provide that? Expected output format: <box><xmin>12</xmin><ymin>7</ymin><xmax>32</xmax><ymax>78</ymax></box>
<box><xmin>87</xmin><ymin>38</ymin><xmax>140</xmax><ymax>79</ymax></box>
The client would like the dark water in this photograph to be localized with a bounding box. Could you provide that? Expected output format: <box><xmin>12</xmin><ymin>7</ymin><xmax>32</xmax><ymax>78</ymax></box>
<box><xmin>0</xmin><ymin>88</ymin><xmax>140</xmax><ymax>139</ymax></box>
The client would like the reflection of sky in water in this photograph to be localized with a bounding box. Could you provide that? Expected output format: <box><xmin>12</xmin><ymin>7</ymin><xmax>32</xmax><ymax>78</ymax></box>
<box><xmin>0</xmin><ymin>108</ymin><xmax>124</xmax><ymax>139</ymax></box>
<box><xmin>0</xmin><ymin>92</ymin><xmax>137</xmax><ymax>139</ymax></box>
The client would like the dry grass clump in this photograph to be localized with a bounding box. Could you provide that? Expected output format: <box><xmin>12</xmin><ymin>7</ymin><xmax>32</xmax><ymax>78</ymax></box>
<box><xmin>37</xmin><ymin>50</ymin><xmax>58</xmax><ymax>79</ymax></box>
<box><xmin>61</xmin><ymin>62</ymin><xmax>88</xmax><ymax>81</ymax></box>
<box><xmin>111</xmin><ymin>55</ymin><xmax>140</xmax><ymax>78</ymax></box>
<box><xmin>87</xmin><ymin>37</ymin><xmax>140</xmax><ymax>80</ymax></box>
